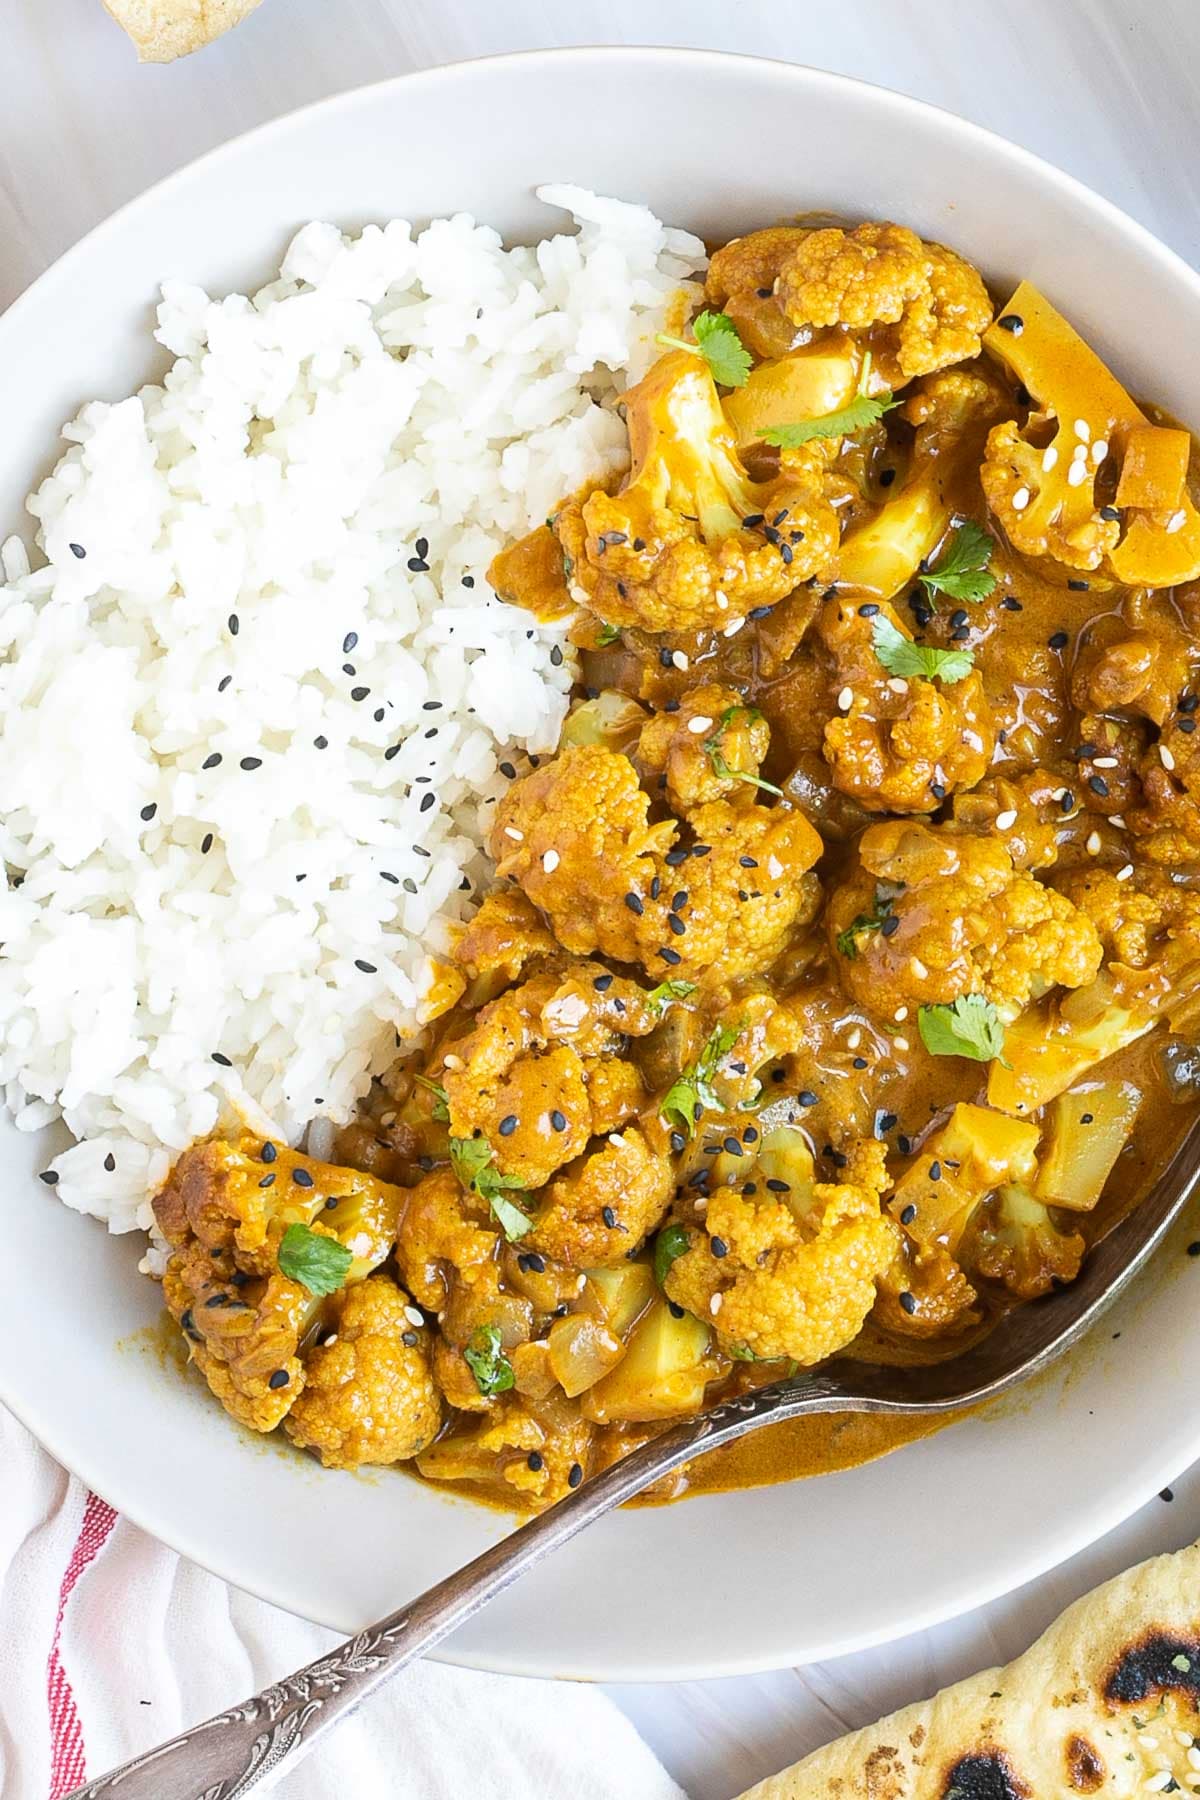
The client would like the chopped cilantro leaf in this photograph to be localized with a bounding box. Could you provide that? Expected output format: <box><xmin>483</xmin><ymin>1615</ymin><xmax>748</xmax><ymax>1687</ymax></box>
<box><xmin>656</xmin><ymin>310</ymin><xmax>752</xmax><ymax>388</ymax></box>
<box><xmin>645</xmin><ymin>978</ymin><xmax>698</xmax><ymax>1018</ymax></box>
<box><xmin>836</xmin><ymin>888</ymin><xmax>896</xmax><ymax>960</ymax></box>
<box><xmin>414</xmin><ymin>1073</ymin><xmax>450</xmax><ymax>1122</ymax></box>
<box><xmin>463</xmin><ymin>1324</ymin><xmax>514</xmax><ymax>1397</ymax></box>
<box><xmin>704</xmin><ymin>706</ymin><xmax>783</xmax><ymax>797</ymax></box>
<box><xmin>759</xmin><ymin>390</ymin><xmax>899</xmax><ymax>449</ymax></box>
<box><xmin>449</xmin><ymin>1135</ymin><xmax>533</xmax><ymax>1240</ymax></box>
<box><xmin>919</xmin><ymin>521</ymin><xmax>997</xmax><ymax>605</ymax></box>
<box><xmin>654</xmin><ymin>1222</ymin><xmax>691</xmax><ymax>1288</ymax></box>
<box><xmin>278</xmin><ymin>1222</ymin><xmax>354</xmax><ymax>1297</ymax></box>
<box><xmin>918</xmin><ymin>995</ymin><xmax>1006</xmax><ymax>1063</ymax></box>
<box><xmin>872</xmin><ymin>614</ymin><xmax>975</xmax><ymax>685</ymax></box>
<box><xmin>661</xmin><ymin>1021</ymin><xmax>740</xmax><ymax>1139</ymax></box>
<box><xmin>595</xmin><ymin>622</ymin><xmax>621</xmax><ymax>648</ymax></box>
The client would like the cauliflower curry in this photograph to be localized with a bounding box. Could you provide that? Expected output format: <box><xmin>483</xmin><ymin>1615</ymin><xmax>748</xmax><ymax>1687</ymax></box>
<box><xmin>154</xmin><ymin>220</ymin><xmax>1200</xmax><ymax>1510</ymax></box>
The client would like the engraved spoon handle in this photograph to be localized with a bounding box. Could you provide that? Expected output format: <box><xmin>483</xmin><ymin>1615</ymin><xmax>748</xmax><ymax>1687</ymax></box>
<box><xmin>67</xmin><ymin>1373</ymin><xmax>865</xmax><ymax>1800</ymax></box>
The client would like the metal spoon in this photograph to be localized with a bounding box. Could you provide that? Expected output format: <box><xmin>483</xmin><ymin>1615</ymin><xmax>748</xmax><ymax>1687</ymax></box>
<box><xmin>67</xmin><ymin>1121</ymin><xmax>1200</xmax><ymax>1800</ymax></box>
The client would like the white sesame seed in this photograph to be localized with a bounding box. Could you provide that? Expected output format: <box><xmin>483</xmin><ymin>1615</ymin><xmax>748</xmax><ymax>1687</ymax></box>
<box><xmin>1139</xmin><ymin>1735</ymin><xmax>1161</xmax><ymax>1751</ymax></box>
<box><xmin>1072</xmin><ymin>442</ymin><xmax>1089</xmax><ymax>462</ymax></box>
<box><xmin>893</xmin><ymin>1035</ymin><xmax>910</xmax><ymax>1052</ymax></box>
<box><xmin>1086</xmin><ymin>831</ymin><xmax>1102</xmax><ymax>855</ymax></box>
<box><xmin>838</xmin><ymin>685</ymin><xmax>854</xmax><ymax>712</ymax></box>
<box><xmin>1189</xmin><ymin>1744</ymin><xmax>1200</xmax><ymax>1768</ymax></box>
<box><xmin>442</xmin><ymin>1052</ymin><xmax>463</xmax><ymax>1071</ymax></box>
<box><xmin>887</xmin><ymin>677</ymin><xmax>909</xmax><ymax>695</ymax></box>
<box><xmin>1116</xmin><ymin>863</ymin><xmax>1134</xmax><ymax>881</ymax></box>
<box><xmin>1091</xmin><ymin>438</ymin><xmax>1109</xmax><ymax>463</ymax></box>
<box><xmin>1187</xmin><ymin>1775</ymin><xmax>1200</xmax><ymax>1792</ymax></box>
<box><xmin>694</xmin><ymin>1195</ymin><xmax>708</xmax><ymax>1211</ymax></box>
<box><xmin>767</xmin><ymin>856</ymin><xmax>784</xmax><ymax>879</ymax></box>
<box><xmin>1110</xmin><ymin>814</ymin><xmax>1126</xmax><ymax>828</ymax></box>
<box><xmin>710</xmin><ymin>1293</ymin><xmax>723</xmax><ymax>1315</ymax></box>
<box><xmin>715</xmin><ymin>591</ymin><xmax>728</xmax><ymax>611</ymax></box>
<box><xmin>995</xmin><ymin>809</ymin><xmax>1018</xmax><ymax>830</ymax></box>
<box><xmin>1042</xmin><ymin>445</ymin><xmax>1059</xmax><ymax>472</ymax></box>
<box><xmin>672</xmin><ymin>650</ymin><xmax>689</xmax><ymax>672</ymax></box>
<box><xmin>893</xmin><ymin>1006</ymin><xmax>908</xmax><ymax>1022</ymax></box>
<box><xmin>909</xmin><ymin>957</ymin><xmax>929</xmax><ymax>979</ymax></box>
<box><xmin>723</xmin><ymin>616</ymin><xmax>746</xmax><ymax>638</ymax></box>
<box><xmin>1161</xmin><ymin>743</ymin><xmax>1177</xmax><ymax>770</ymax></box>
<box><xmin>1145</xmin><ymin>1771</ymin><xmax>1172</xmax><ymax>1792</ymax></box>
<box><xmin>847</xmin><ymin>1028</ymin><xmax>862</xmax><ymax>1050</ymax></box>
<box><xmin>504</xmin><ymin>826</ymin><xmax>524</xmax><ymax>841</ymax></box>
<box><xmin>1168</xmin><ymin>508</ymin><xmax>1188</xmax><ymax>533</ymax></box>
<box><xmin>688</xmin><ymin>715</ymin><xmax>713</xmax><ymax>735</ymax></box>
<box><xmin>1179</xmin><ymin>1731</ymin><xmax>1196</xmax><ymax>1750</ymax></box>
<box><xmin>1011</xmin><ymin>485</ymin><xmax>1031</xmax><ymax>512</ymax></box>
<box><xmin>403</xmin><ymin>1305</ymin><xmax>423</xmax><ymax>1328</ymax></box>
<box><xmin>323</xmin><ymin>1334</ymin><xmax>338</xmax><ymax>1346</ymax></box>
<box><xmin>1067</xmin><ymin>460</ymin><xmax>1088</xmax><ymax>487</ymax></box>
<box><xmin>1092</xmin><ymin>756</ymin><xmax>1119</xmax><ymax>768</ymax></box>
<box><xmin>607</xmin><ymin>1132</ymin><xmax>628</xmax><ymax>1149</ymax></box>
<box><xmin>1074</xmin><ymin>418</ymin><xmax>1091</xmax><ymax>442</ymax></box>
<box><xmin>542</xmin><ymin>849</ymin><xmax>560</xmax><ymax>873</ymax></box>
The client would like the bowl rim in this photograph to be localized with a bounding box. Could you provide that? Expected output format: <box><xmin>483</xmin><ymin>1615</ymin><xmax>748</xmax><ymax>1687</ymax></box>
<box><xmin>4</xmin><ymin>43</ymin><xmax>1200</xmax><ymax>1682</ymax></box>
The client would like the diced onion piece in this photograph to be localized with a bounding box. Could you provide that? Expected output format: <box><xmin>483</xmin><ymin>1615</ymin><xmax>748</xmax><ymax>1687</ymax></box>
<box><xmin>546</xmin><ymin>1313</ymin><xmax>625</xmax><ymax>1398</ymax></box>
<box><xmin>1035</xmin><ymin>1080</ymin><xmax>1141</xmax><ymax>1212</ymax></box>
<box><xmin>581</xmin><ymin>1299</ymin><xmax>716</xmax><ymax>1423</ymax></box>
<box><xmin>1115</xmin><ymin>424</ymin><xmax>1189</xmax><ymax>512</ymax></box>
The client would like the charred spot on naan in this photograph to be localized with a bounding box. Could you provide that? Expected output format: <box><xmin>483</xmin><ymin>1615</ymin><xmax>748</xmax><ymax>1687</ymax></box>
<box><xmin>1104</xmin><ymin>1629</ymin><xmax>1200</xmax><ymax>1704</ymax></box>
<box><xmin>1064</xmin><ymin>1734</ymin><xmax>1105</xmax><ymax>1794</ymax></box>
<box><xmin>940</xmin><ymin>1752</ymin><xmax>1031</xmax><ymax>1800</ymax></box>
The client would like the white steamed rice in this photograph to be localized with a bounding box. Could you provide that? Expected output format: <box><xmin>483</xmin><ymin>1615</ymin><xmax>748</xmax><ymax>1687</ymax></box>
<box><xmin>0</xmin><ymin>186</ymin><xmax>706</xmax><ymax>1232</ymax></box>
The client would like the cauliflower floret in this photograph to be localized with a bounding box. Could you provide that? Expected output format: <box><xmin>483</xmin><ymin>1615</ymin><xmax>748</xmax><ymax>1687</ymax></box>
<box><xmin>704</xmin><ymin>224</ymin><xmax>811</xmax><ymax>359</ymax></box>
<box><xmin>437</xmin><ymin>961</ymin><xmax>655</xmax><ymax>1190</ymax></box>
<box><xmin>962</xmin><ymin>1185</ymin><xmax>1084</xmax><ymax>1302</ymax></box>
<box><xmin>452</xmin><ymin>889</ymin><xmax>558</xmax><ymax>987</ymax></box>
<box><xmin>550</xmin><ymin>350</ymin><xmax>839</xmax><ymax>635</ymax></box>
<box><xmin>283</xmin><ymin>1275</ymin><xmax>442</xmax><ymax>1469</ymax></box>
<box><xmin>828</xmin><ymin>819</ymin><xmax>1103</xmax><ymax>1022</ymax></box>
<box><xmin>1129</xmin><ymin>717</ymin><xmax>1200</xmax><ymax>866</ymax></box>
<box><xmin>417</xmin><ymin>1392</ymin><xmax>593</xmax><ymax>1509</ymax></box>
<box><xmin>153</xmin><ymin>1136</ymin><xmax>405</xmax><ymax>1434</ymax></box>
<box><xmin>491</xmin><ymin>743</ymin><xmax>823</xmax><ymax>982</ymax></box>
<box><xmin>1054</xmin><ymin>864</ymin><xmax>1200</xmax><ymax>969</ymax></box>
<box><xmin>1070</xmin><ymin>595</ymin><xmax>1196</xmax><ymax>730</ymax></box>
<box><xmin>637</xmin><ymin>683</ymin><xmax>771</xmax><ymax>813</ymax></box>
<box><xmin>820</xmin><ymin>594</ymin><xmax>995</xmax><ymax>812</ymax></box>
<box><xmin>950</xmin><ymin>771</ymin><xmax>1063</xmax><ymax>871</ymax></box>
<box><xmin>393</xmin><ymin>1166</ymin><xmax>500</xmax><ymax>1313</ymax></box>
<box><xmin>775</xmin><ymin>223</ymin><xmax>993</xmax><ymax>386</ymax></box>
<box><xmin>524</xmin><ymin>1127</ymin><xmax>676</xmax><ymax>1267</ymax></box>
<box><xmin>664</xmin><ymin>1138</ymin><xmax>899</xmax><ymax>1363</ymax></box>
<box><xmin>981</xmin><ymin>281</ymin><xmax>1200</xmax><ymax>586</ymax></box>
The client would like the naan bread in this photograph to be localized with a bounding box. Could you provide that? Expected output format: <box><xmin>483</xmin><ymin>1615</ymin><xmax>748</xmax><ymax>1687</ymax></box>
<box><xmin>740</xmin><ymin>1540</ymin><xmax>1200</xmax><ymax>1798</ymax></box>
<box><xmin>101</xmin><ymin>0</ymin><xmax>266</xmax><ymax>61</ymax></box>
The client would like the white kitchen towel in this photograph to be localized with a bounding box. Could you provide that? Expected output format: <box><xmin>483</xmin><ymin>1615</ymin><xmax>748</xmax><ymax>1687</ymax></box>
<box><xmin>0</xmin><ymin>1404</ymin><xmax>685</xmax><ymax>1800</ymax></box>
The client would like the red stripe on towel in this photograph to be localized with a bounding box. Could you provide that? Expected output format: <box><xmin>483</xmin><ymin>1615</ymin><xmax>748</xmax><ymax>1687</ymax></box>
<box><xmin>46</xmin><ymin>1492</ymin><xmax>118</xmax><ymax>1798</ymax></box>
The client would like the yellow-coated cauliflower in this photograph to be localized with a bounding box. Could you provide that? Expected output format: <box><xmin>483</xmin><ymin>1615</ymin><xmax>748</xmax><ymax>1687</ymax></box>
<box><xmin>820</xmin><ymin>594</ymin><xmax>995</xmax><ymax>812</ymax></box>
<box><xmin>437</xmin><ymin>960</ymin><xmax>655</xmax><ymax>1189</ymax></box>
<box><xmin>828</xmin><ymin>818</ymin><xmax>1103</xmax><ymax>1022</ymax></box>
<box><xmin>776</xmin><ymin>223</ymin><xmax>993</xmax><ymax>386</ymax></box>
<box><xmin>551</xmin><ymin>350</ymin><xmax>839</xmax><ymax>635</ymax></box>
<box><xmin>393</xmin><ymin>1166</ymin><xmax>500</xmax><ymax>1314</ymax></box>
<box><xmin>1053</xmin><ymin>864</ymin><xmax>1200</xmax><ymax>969</ymax></box>
<box><xmin>637</xmin><ymin>684</ymin><xmax>772</xmax><ymax>814</ymax></box>
<box><xmin>491</xmin><ymin>743</ymin><xmax>823</xmax><ymax>982</ymax></box>
<box><xmin>981</xmin><ymin>417</ymin><xmax>1120</xmax><ymax>574</ymax></box>
<box><xmin>417</xmin><ymin>1392</ymin><xmax>594</xmax><ymax>1508</ymax></box>
<box><xmin>153</xmin><ymin>1136</ymin><xmax>404</xmax><ymax>1435</ymax></box>
<box><xmin>664</xmin><ymin>1139</ymin><xmax>899</xmax><ymax>1364</ymax></box>
<box><xmin>452</xmin><ymin>888</ymin><xmax>558</xmax><ymax>987</ymax></box>
<box><xmin>284</xmin><ymin>1275</ymin><xmax>442</xmax><ymax>1469</ymax></box>
<box><xmin>524</xmin><ymin>1126</ymin><xmax>676</xmax><ymax>1267</ymax></box>
<box><xmin>1128</xmin><ymin>717</ymin><xmax>1200</xmax><ymax>866</ymax></box>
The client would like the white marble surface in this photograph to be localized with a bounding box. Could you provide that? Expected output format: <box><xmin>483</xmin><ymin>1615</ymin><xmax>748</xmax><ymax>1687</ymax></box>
<box><xmin>6</xmin><ymin>2</ymin><xmax>1200</xmax><ymax>1794</ymax></box>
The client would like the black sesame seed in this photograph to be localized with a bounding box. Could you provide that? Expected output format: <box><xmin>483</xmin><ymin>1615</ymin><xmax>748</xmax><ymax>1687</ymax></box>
<box><xmin>228</xmin><ymin>614</ymin><xmax>240</xmax><ymax>636</ymax></box>
<box><xmin>880</xmin><ymin>914</ymin><xmax>901</xmax><ymax>938</ymax></box>
<box><xmin>766</xmin><ymin>1177</ymin><xmax>790</xmax><ymax>1193</ymax></box>
<box><xmin>624</xmin><ymin>891</ymin><xmax>644</xmax><ymax>916</ymax></box>
<box><xmin>929</xmin><ymin>1160</ymin><xmax>942</xmax><ymax>1181</ymax></box>
<box><xmin>1161</xmin><ymin>1486</ymin><xmax>1175</xmax><ymax>1502</ymax></box>
<box><xmin>858</xmin><ymin>603</ymin><xmax>880</xmax><ymax>618</ymax></box>
<box><xmin>852</xmin><ymin>1056</ymin><xmax>868</xmax><ymax>1071</ymax></box>
<box><xmin>103</xmin><ymin>1152</ymin><xmax>116</xmax><ymax>1172</ymax></box>
<box><xmin>258</xmin><ymin>1172</ymin><xmax>276</xmax><ymax>1188</ymax></box>
<box><xmin>659</xmin><ymin>946</ymin><xmax>682</xmax><ymax>965</ymax></box>
<box><xmin>747</xmin><ymin>604</ymin><xmax>773</xmax><ymax>619</ymax></box>
<box><xmin>240</xmin><ymin>756</ymin><xmax>262</xmax><ymax>772</ymax></box>
<box><xmin>929</xmin><ymin>782</ymin><xmax>947</xmax><ymax>800</ymax></box>
<box><xmin>218</xmin><ymin>675</ymin><xmax>233</xmax><ymax>692</ymax></box>
<box><xmin>877</xmin><ymin>1111</ymin><xmax>898</xmax><ymax>1134</ymax></box>
<box><xmin>997</xmin><ymin>313</ymin><xmax>1024</xmax><ymax>334</ymax></box>
<box><xmin>1188</xmin><ymin>1241</ymin><xmax>1200</xmax><ymax>1257</ymax></box>
<box><xmin>897</xmin><ymin>1134</ymin><xmax>912</xmax><ymax>1155</ymax></box>
<box><xmin>351</xmin><ymin>685</ymin><xmax>370</xmax><ymax>702</ymax></box>
<box><xmin>402</xmin><ymin>877</ymin><xmax>417</xmax><ymax>894</ymax></box>
<box><xmin>268</xmin><ymin>1369</ymin><xmax>290</xmax><ymax>1390</ymax></box>
<box><xmin>550</xmin><ymin>644</ymin><xmax>564</xmax><ymax>667</ymax></box>
<box><xmin>1067</xmin><ymin>579</ymin><xmax>1090</xmax><ymax>591</ymax></box>
<box><xmin>343</xmin><ymin>663</ymin><xmax>356</xmax><ymax>676</ymax></box>
<box><xmin>664</xmin><ymin>848</ymin><xmax>688</xmax><ymax>867</ymax></box>
<box><xmin>1001</xmin><ymin>596</ymin><xmax>1023</xmax><ymax>612</ymax></box>
<box><xmin>550</xmin><ymin>1109</ymin><xmax>568</xmax><ymax>1133</ymax></box>
<box><xmin>1088</xmin><ymin>775</ymin><xmax>1110</xmax><ymax>797</ymax></box>
<box><xmin>1060</xmin><ymin>790</ymin><xmax>1075</xmax><ymax>813</ymax></box>
<box><xmin>202</xmin><ymin>753</ymin><xmax>222</xmax><ymax>770</ymax></box>
<box><xmin>667</xmin><ymin>913</ymin><xmax>687</xmax><ymax>935</ymax></box>
<box><xmin>900</xmin><ymin>1203</ymin><xmax>917</xmax><ymax>1225</ymax></box>
<box><xmin>1080</xmin><ymin>1112</ymin><xmax>1094</xmax><ymax>1125</ymax></box>
<box><xmin>593</xmin><ymin>974</ymin><xmax>614</xmax><ymax>992</ymax></box>
<box><xmin>211</xmin><ymin>1052</ymin><xmax>232</xmax><ymax>1067</ymax></box>
<box><xmin>261</xmin><ymin>1141</ymin><xmax>277</xmax><ymax>1162</ymax></box>
<box><xmin>415</xmin><ymin>537</ymin><xmax>429</xmax><ymax>558</ymax></box>
<box><xmin>520</xmin><ymin>1252</ymin><xmax>547</xmax><ymax>1274</ymax></box>
<box><xmin>419</xmin><ymin>792</ymin><xmax>435</xmax><ymax>813</ymax></box>
<box><xmin>384</xmin><ymin>744</ymin><xmax>401</xmax><ymax>761</ymax></box>
<box><xmin>139</xmin><ymin>802</ymin><xmax>157</xmax><ymax>822</ymax></box>
<box><xmin>1099</xmin><ymin>505</ymin><xmax>1121</xmax><ymax>522</ymax></box>
<box><xmin>1048</xmin><ymin>631</ymin><xmax>1069</xmax><ymax>650</ymax></box>
<box><xmin>711</xmin><ymin>1236</ymin><xmax>729</xmax><ymax>1259</ymax></box>
<box><xmin>797</xmin><ymin>1090</ymin><xmax>818</xmax><ymax>1108</ymax></box>
<box><xmin>567</xmin><ymin>1463</ymin><xmax>584</xmax><ymax>1489</ymax></box>
<box><xmin>204</xmin><ymin>1293</ymin><xmax>229</xmax><ymax>1309</ymax></box>
<box><xmin>354</xmin><ymin>959</ymin><xmax>377</xmax><ymax>974</ymax></box>
<box><xmin>527</xmin><ymin>1451</ymin><xmax>545</xmax><ymax>1472</ymax></box>
<box><xmin>39</xmin><ymin>1170</ymin><xmax>59</xmax><ymax>1185</ymax></box>
<box><xmin>1182</xmin><ymin>718</ymin><xmax>1198</xmax><ymax>734</ymax></box>
<box><xmin>649</xmin><ymin>876</ymin><xmax>662</xmax><ymax>900</ymax></box>
<box><xmin>292</xmin><ymin>1168</ymin><xmax>314</xmax><ymax>1188</ymax></box>
<box><xmin>602</xmin><ymin>1205</ymin><xmax>617</xmax><ymax>1229</ymax></box>
<box><xmin>691</xmin><ymin>844</ymin><xmax>711</xmax><ymax>858</ymax></box>
<box><xmin>664</xmin><ymin>698</ymin><xmax>680</xmax><ymax>713</ymax></box>
<box><xmin>407</xmin><ymin>556</ymin><xmax>429</xmax><ymax>572</ymax></box>
<box><xmin>69</xmin><ymin>542</ymin><xmax>86</xmax><ymax>559</ymax></box>
<box><xmin>669</xmin><ymin>1131</ymin><xmax>686</xmax><ymax>1155</ymax></box>
<box><xmin>879</xmin><ymin>467</ymin><xmax>897</xmax><ymax>488</ymax></box>
<box><xmin>498</xmin><ymin>1115</ymin><xmax>518</xmax><ymax>1137</ymax></box>
<box><xmin>899</xmin><ymin>1290</ymin><xmax>918</xmax><ymax>1315</ymax></box>
<box><xmin>827</xmin><ymin>1148</ymin><xmax>848</xmax><ymax>1169</ymax></box>
<box><xmin>342</xmin><ymin>631</ymin><xmax>358</xmax><ymax>654</ymax></box>
<box><xmin>1180</xmin><ymin>693</ymin><xmax>1199</xmax><ymax>714</ymax></box>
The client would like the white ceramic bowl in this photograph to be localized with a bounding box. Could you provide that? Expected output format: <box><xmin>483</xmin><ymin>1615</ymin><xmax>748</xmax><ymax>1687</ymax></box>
<box><xmin>3</xmin><ymin>47</ymin><xmax>1200</xmax><ymax>1682</ymax></box>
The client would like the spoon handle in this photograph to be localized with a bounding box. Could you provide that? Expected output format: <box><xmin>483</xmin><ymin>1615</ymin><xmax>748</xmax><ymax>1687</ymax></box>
<box><xmin>66</xmin><ymin>1372</ymin><xmax>863</xmax><ymax>1800</ymax></box>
